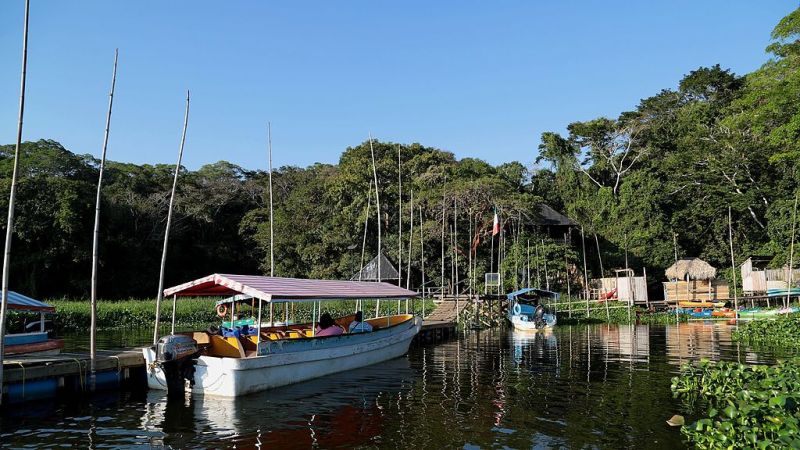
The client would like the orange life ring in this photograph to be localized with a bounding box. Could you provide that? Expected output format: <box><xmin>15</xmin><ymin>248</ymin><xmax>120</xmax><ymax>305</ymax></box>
<box><xmin>216</xmin><ymin>304</ymin><xmax>228</xmax><ymax>318</ymax></box>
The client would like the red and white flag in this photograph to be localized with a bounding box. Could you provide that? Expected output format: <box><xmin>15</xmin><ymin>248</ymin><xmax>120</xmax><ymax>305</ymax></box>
<box><xmin>492</xmin><ymin>211</ymin><xmax>500</xmax><ymax>236</ymax></box>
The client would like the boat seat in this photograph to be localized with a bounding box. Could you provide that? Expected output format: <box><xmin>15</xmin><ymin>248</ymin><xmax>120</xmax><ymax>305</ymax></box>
<box><xmin>208</xmin><ymin>335</ymin><xmax>246</xmax><ymax>358</ymax></box>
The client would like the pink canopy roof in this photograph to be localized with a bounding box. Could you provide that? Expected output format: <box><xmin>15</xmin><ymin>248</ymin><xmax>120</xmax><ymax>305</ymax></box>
<box><xmin>163</xmin><ymin>273</ymin><xmax>419</xmax><ymax>302</ymax></box>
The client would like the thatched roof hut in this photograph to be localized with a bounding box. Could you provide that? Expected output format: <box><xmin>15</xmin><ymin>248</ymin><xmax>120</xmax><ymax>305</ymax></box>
<box><xmin>665</xmin><ymin>257</ymin><xmax>717</xmax><ymax>281</ymax></box>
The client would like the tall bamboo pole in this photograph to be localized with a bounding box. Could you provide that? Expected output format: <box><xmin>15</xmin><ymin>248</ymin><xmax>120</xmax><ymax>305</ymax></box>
<box><xmin>368</xmin><ymin>134</ymin><xmax>382</xmax><ymax>317</ymax></box>
<box><xmin>581</xmin><ymin>227</ymin><xmax>589</xmax><ymax>315</ymax></box>
<box><xmin>542</xmin><ymin>239</ymin><xmax>550</xmax><ymax>291</ymax></box>
<box><xmin>0</xmin><ymin>0</ymin><xmax>30</xmax><ymax>405</ymax></box>
<box><xmin>440</xmin><ymin>191</ymin><xmax>445</xmax><ymax>300</ymax></box>
<box><xmin>594</xmin><ymin>233</ymin><xmax>604</xmax><ymax>278</ymax></box>
<box><xmin>564</xmin><ymin>233</ymin><xmax>571</xmax><ymax>317</ymax></box>
<box><xmin>153</xmin><ymin>91</ymin><xmax>189</xmax><ymax>344</ymax></box>
<box><xmin>358</xmin><ymin>181</ymin><xmax>373</xmax><ymax>282</ymax></box>
<box><xmin>728</xmin><ymin>207</ymin><xmax>738</xmax><ymax>315</ymax></box>
<box><xmin>526</xmin><ymin>239</ymin><xmax>530</xmax><ymax>287</ymax></box>
<box><xmin>468</xmin><ymin>211</ymin><xmax>473</xmax><ymax>299</ymax></box>
<box><xmin>420</xmin><ymin>206</ymin><xmax>425</xmax><ymax>317</ymax></box>
<box><xmin>454</xmin><ymin>198</ymin><xmax>459</xmax><ymax>316</ymax></box>
<box><xmin>89</xmin><ymin>49</ymin><xmax>118</xmax><ymax>391</ymax></box>
<box><xmin>406</xmin><ymin>190</ymin><xmax>414</xmax><ymax>290</ymax></box>
<box><xmin>268</xmin><ymin>122</ymin><xmax>275</xmax><ymax>277</ymax></box>
<box><xmin>787</xmin><ymin>192</ymin><xmax>798</xmax><ymax>309</ymax></box>
<box><xmin>397</xmin><ymin>145</ymin><xmax>402</xmax><ymax>287</ymax></box>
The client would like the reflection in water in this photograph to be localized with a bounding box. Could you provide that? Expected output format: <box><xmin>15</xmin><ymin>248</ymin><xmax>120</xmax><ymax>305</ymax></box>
<box><xmin>0</xmin><ymin>323</ymin><xmax>792</xmax><ymax>449</ymax></box>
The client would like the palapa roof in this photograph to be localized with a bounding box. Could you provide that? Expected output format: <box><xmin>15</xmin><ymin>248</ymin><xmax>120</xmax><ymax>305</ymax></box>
<box><xmin>164</xmin><ymin>273</ymin><xmax>418</xmax><ymax>302</ymax></box>
<box><xmin>665</xmin><ymin>257</ymin><xmax>717</xmax><ymax>281</ymax></box>
<box><xmin>350</xmin><ymin>252</ymin><xmax>399</xmax><ymax>281</ymax></box>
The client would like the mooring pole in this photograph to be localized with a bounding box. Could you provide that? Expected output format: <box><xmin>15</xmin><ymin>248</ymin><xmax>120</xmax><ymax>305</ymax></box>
<box><xmin>786</xmin><ymin>192</ymin><xmax>798</xmax><ymax>309</ymax></box>
<box><xmin>728</xmin><ymin>207</ymin><xmax>739</xmax><ymax>316</ymax></box>
<box><xmin>268</xmin><ymin>122</ymin><xmax>275</xmax><ymax>277</ymax></box>
<box><xmin>0</xmin><ymin>0</ymin><xmax>30</xmax><ymax>406</ymax></box>
<box><xmin>153</xmin><ymin>91</ymin><xmax>189</xmax><ymax>344</ymax></box>
<box><xmin>368</xmin><ymin>134</ymin><xmax>381</xmax><ymax>317</ymax></box>
<box><xmin>89</xmin><ymin>49</ymin><xmax>118</xmax><ymax>392</ymax></box>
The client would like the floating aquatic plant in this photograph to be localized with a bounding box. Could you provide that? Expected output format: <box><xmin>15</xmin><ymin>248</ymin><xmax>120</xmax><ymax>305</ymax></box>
<box><xmin>672</xmin><ymin>359</ymin><xmax>800</xmax><ymax>448</ymax></box>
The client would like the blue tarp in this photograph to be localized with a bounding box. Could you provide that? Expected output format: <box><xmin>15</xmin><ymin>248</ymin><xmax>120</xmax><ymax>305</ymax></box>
<box><xmin>507</xmin><ymin>287</ymin><xmax>560</xmax><ymax>301</ymax></box>
<box><xmin>6</xmin><ymin>291</ymin><xmax>54</xmax><ymax>312</ymax></box>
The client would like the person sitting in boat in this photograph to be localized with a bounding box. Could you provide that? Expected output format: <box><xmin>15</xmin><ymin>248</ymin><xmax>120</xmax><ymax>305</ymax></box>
<box><xmin>315</xmin><ymin>312</ymin><xmax>344</xmax><ymax>337</ymax></box>
<box><xmin>348</xmin><ymin>311</ymin><xmax>373</xmax><ymax>333</ymax></box>
<box><xmin>532</xmin><ymin>298</ymin><xmax>546</xmax><ymax>328</ymax></box>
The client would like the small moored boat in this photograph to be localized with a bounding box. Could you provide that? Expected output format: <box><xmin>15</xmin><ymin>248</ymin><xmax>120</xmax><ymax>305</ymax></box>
<box><xmin>506</xmin><ymin>288</ymin><xmax>558</xmax><ymax>331</ymax></box>
<box><xmin>3</xmin><ymin>291</ymin><xmax>63</xmax><ymax>356</ymax></box>
<box><xmin>144</xmin><ymin>274</ymin><xmax>421</xmax><ymax>398</ymax></box>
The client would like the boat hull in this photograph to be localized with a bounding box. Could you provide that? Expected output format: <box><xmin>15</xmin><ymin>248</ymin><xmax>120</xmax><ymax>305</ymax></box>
<box><xmin>144</xmin><ymin>316</ymin><xmax>422</xmax><ymax>397</ymax></box>
<box><xmin>508</xmin><ymin>314</ymin><xmax>556</xmax><ymax>331</ymax></box>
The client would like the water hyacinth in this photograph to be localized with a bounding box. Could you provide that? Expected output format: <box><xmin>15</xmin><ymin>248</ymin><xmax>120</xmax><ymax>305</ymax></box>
<box><xmin>672</xmin><ymin>359</ymin><xmax>800</xmax><ymax>448</ymax></box>
<box><xmin>732</xmin><ymin>314</ymin><xmax>800</xmax><ymax>349</ymax></box>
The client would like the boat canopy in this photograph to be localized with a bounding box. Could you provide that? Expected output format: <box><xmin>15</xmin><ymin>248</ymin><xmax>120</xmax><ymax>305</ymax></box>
<box><xmin>164</xmin><ymin>273</ymin><xmax>419</xmax><ymax>303</ymax></box>
<box><xmin>4</xmin><ymin>290</ymin><xmax>55</xmax><ymax>312</ymax></box>
<box><xmin>507</xmin><ymin>287</ymin><xmax>560</xmax><ymax>301</ymax></box>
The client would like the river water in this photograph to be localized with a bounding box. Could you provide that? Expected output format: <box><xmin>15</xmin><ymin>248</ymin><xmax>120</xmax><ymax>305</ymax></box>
<box><xmin>0</xmin><ymin>322</ymin><xmax>787</xmax><ymax>449</ymax></box>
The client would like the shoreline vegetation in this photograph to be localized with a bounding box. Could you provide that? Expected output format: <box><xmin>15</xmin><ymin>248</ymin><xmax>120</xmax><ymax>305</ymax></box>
<box><xmin>9</xmin><ymin>297</ymin><xmax>691</xmax><ymax>333</ymax></box>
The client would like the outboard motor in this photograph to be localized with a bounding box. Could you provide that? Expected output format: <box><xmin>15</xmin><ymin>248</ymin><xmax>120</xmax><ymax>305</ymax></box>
<box><xmin>155</xmin><ymin>334</ymin><xmax>199</xmax><ymax>399</ymax></box>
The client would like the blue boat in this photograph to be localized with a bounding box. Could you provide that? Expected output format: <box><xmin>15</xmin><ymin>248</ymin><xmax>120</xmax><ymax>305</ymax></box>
<box><xmin>506</xmin><ymin>288</ymin><xmax>558</xmax><ymax>331</ymax></box>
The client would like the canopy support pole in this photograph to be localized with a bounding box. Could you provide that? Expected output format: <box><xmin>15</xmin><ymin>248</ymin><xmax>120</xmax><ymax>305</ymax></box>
<box><xmin>257</xmin><ymin>299</ymin><xmax>262</xmax><ymax>346</ymax></box>
<box><xmin>170</xmin><ymin>294</ymin><xmax>177</xmax><ymax>335</ymax></box>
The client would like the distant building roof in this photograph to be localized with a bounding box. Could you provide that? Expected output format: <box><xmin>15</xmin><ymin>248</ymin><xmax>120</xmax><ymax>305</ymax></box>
<box><xmin>537</xmin><ymin>204</ymin><xmax>577</xmax><ymax>227</ymax></box>
<box><xmin>350</xmin><ymin>252</ymin><xmax>400</xmax><ymax>281</ymax></box>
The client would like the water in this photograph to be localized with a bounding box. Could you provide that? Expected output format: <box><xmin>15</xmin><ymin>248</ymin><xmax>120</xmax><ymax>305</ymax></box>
<box><xmin>0</xmin><ymin>322</ymin><xmax>789</xmax><ymax>449</ymax></box>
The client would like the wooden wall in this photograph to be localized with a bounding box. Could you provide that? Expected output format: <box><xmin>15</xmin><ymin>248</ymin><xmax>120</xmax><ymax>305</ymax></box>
<box><xmin>663</xmin><ymin>279</ymin><xmax>729</xmax><ymax>303</ymax></box>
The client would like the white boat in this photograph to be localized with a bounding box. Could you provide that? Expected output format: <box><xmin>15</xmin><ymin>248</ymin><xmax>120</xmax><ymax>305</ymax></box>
<box><xmin>506</xmin><ymin>287</ymin><xmax>558</xmax><ymax>331</ymax></box>
<box><xmin>144</xmin><ymin>274</ymin><xmax>421</xmax><ymax>397</ymax></box>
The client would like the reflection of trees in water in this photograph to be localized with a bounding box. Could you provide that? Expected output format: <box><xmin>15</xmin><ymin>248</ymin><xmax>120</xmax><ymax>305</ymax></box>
<box><xmin>374</xmin><ymin>325</ymin><xmax>688</xmax><ymax>448</ymax></box>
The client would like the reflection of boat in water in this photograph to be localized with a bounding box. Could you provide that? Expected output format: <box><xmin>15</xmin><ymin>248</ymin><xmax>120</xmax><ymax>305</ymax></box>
<box><xmin>144</xmin><ymin>274</ymin><xmax>421</xmax><ymax>398</ymax></box>
<box><xmin>506</xmin><ymin>288</ymin><xmax>558</xmax><ymax>331</ymax></box>
<box><xmin>141</xmin><ymin>357</ymin><xmax>414</xmax><ymax>449</ymax></box>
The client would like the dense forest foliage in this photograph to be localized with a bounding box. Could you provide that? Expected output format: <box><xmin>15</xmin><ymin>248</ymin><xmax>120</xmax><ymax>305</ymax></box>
<box><xmin>1</xmin><ymin>8</ymin><xmax>800</xmax><ymax>300</ymax></box>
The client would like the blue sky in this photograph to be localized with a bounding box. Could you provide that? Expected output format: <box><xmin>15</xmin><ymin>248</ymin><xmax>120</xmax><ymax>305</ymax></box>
<box><xmin>0</xmin><ymin>1</ymin><xmax>795</xmax><ymax>171</ymax></box>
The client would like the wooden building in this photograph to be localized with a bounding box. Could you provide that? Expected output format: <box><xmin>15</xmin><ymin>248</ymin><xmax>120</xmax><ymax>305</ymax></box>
<box><xmin>740</xmin><ymin>255</ymin><xmax>800</xmax><ymax>296</ymax></box>
<box><xmin>663</xmin><ymin>257</ymin><xmax>729</xmax><ymax>304</ymax></box>
<box><xmin>591</xmin><ymin>268</ymin><xmax>649</xmax><ymax>306</ymax></box>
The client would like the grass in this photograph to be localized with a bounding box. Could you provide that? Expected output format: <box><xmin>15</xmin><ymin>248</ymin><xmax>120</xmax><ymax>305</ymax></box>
<box><xmin>10</xmin><ymin>297</ymin><xmax>437</xmax><ymax>333</ymax></box>
<box><xmin>553</xmin><ymin>300</ymin><xmax>688</xmax><ymax>325</ymax></box>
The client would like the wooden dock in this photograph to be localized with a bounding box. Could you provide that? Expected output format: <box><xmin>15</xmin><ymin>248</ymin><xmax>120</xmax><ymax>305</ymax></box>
<box><xmin>416</xmin><ymin>300</ymin><xmax>469</xmax><ymax>343</ymax></box>
<box><xmin>1</xmin><ymin>349</ymin><xmax>146</xmax><ymax>404</ymax></box>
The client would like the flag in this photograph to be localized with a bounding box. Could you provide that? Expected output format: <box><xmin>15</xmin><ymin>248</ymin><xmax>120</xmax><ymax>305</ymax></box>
<box><xmin>492</xmin><ymin>211</ymin><xmax>500</xmax><ymax>236</ymax></box>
